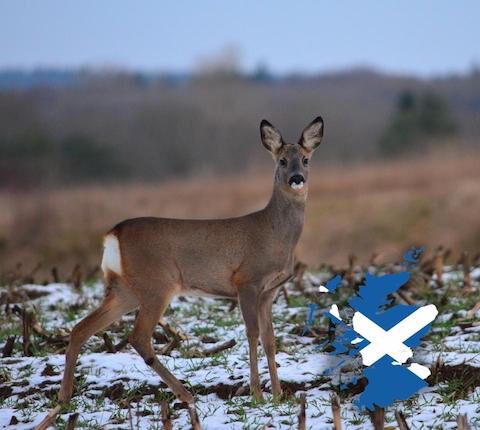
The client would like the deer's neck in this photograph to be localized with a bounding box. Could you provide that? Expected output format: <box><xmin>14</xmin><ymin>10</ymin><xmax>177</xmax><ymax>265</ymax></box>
<box><xmin>264</xmin><ymin>184</ymin><xmax>306</xmax><ymax>248</ymax></box>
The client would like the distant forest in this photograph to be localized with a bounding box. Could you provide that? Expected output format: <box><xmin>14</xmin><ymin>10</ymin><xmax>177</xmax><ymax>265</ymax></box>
<box><xmin>0</xmin><ymin>68</ymin><xmax>479</xmax><ymax>189</ymax></box>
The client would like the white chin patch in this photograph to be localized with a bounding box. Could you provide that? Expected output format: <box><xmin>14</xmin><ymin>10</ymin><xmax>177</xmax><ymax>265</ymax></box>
<box><xmin>290</xmin><ymin>181</ymin><xmax>304</xmax><ymax>190</ymax></box>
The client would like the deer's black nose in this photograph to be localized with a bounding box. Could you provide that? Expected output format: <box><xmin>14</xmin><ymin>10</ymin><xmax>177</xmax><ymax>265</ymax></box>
<box><xmin>288</xmin><ymin>174</ymin><xmax>305</xmax><ymax>186</ymax></box>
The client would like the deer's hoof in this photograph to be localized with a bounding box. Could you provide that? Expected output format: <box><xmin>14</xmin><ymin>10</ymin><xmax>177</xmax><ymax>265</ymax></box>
<box><xmin>272</xmin><ymin>389</ymin><xmax>284</xmax><ymax>401</ymax></box>
<box><xmin>252</xmin><ymin>391</ymin><xmax>264</xmax><ymax>404</ymax></box>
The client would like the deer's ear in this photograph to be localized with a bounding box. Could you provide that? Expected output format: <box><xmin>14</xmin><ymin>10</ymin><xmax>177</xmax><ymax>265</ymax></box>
<box><xmin>299</xmin><ymin>116</ymin><xmax>324</xmax><ymax>152</ymax></box>
<box><xmin>260</xmin><ymin>120</ymin><xmax>284</xmax><ymax>154</ymax></box>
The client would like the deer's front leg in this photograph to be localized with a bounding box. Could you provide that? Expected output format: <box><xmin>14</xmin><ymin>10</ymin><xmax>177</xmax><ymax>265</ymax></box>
<box><xmin>238</xmin><ymin>285</ymin><xmax>263</xmax><ymax>402</ymax></box>
<box><xmin>259</xmin><ymin>289</ymin><xmax>282</xmax><ymax>399</ymax></box>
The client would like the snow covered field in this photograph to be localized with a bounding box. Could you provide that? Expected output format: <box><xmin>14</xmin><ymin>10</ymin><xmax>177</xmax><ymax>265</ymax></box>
<box><xmin>1</xmin><ymin>265</ymin><xmax>480</xmax><ymax>429</ymax></box>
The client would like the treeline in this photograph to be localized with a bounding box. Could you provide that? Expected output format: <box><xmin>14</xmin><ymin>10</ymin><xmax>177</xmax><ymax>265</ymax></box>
<box><xmin>378</xmin><ymin>90</ymin><xmax>458</xmax><ymax>156</ymax></box>
<box><xmin>0</xmin><ymin>68</ymin><xmax>478</xmax><ymax>189</ymax></box>
<box><xmin>0</xmin><ymin>131</ymin><xmax>126</xmax><ymax>188</ymax></box>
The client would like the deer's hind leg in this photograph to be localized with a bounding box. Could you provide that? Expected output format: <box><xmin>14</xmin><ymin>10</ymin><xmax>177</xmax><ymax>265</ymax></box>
<box><xmin>59</xmin><ymin>273</ymin><xmax>138</xmax><ymax>402</ymax></box>
<box><xmin>128</xmin><ymin>288</ymin><xmax>194</xmax><ymax>404</ymax></box>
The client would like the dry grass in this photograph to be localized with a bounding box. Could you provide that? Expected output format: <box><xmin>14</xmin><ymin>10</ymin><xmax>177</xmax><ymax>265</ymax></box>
<box><xmin>1</xmin><ymin>151</ymin><xmax>480</xmax><ymax>280</ymax></box>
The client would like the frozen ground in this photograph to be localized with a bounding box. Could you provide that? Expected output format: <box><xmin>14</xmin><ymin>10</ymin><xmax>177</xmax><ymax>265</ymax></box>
<box><xmin>1</xmin><ymin>266</ymin><xmax>480</xmax><ymax>429</ymax></box>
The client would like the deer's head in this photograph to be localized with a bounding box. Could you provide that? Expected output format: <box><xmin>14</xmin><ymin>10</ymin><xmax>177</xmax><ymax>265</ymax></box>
<box><xmin>260</xmin><ymin>116</ymin><xmax>324</xmax><ymax>198</ymax></box>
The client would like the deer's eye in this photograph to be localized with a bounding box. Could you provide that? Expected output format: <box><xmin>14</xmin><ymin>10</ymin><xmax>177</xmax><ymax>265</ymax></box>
<box><xmin>279</xmin><ymin>158</ymin><xmax>287</xmax><ymax>167</ymax></box>
<box><xmin>303</xmin><ymin>157</ymin><xmax>309</xmax><ymax>166</ymax></box>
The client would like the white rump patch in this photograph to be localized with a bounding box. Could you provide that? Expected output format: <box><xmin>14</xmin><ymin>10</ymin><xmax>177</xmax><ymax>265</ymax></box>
<box><xmin>101</xmin><ymin>234</ymin><xmax>123</xmax><ymax>275</ymax></box>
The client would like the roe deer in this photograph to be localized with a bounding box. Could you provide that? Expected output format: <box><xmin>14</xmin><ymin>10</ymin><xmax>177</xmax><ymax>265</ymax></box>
<box><xmin>35</xmin><ymin>116</ymin><xmax>324</xmax><ymax>429</ymax></box>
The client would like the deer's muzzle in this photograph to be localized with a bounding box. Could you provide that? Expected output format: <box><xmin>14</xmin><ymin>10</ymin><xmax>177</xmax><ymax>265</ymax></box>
<box><xmin>288</xmin><ymin>174</ymin><xmax>305</xmax><ymax>189</ymax></box>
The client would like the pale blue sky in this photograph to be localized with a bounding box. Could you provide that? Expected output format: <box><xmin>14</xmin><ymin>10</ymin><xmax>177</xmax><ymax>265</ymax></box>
<box><xmin>0</xmin><ymin>1</ymin><xmax>479</xmax><ymax>76</ymax></box>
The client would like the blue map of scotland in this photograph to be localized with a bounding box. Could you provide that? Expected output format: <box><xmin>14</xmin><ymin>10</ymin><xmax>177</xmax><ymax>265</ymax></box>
<box><xmin>320</xmin><ymin>249</ymin><xmax>438</xmax><ymax>410</ymax></box>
